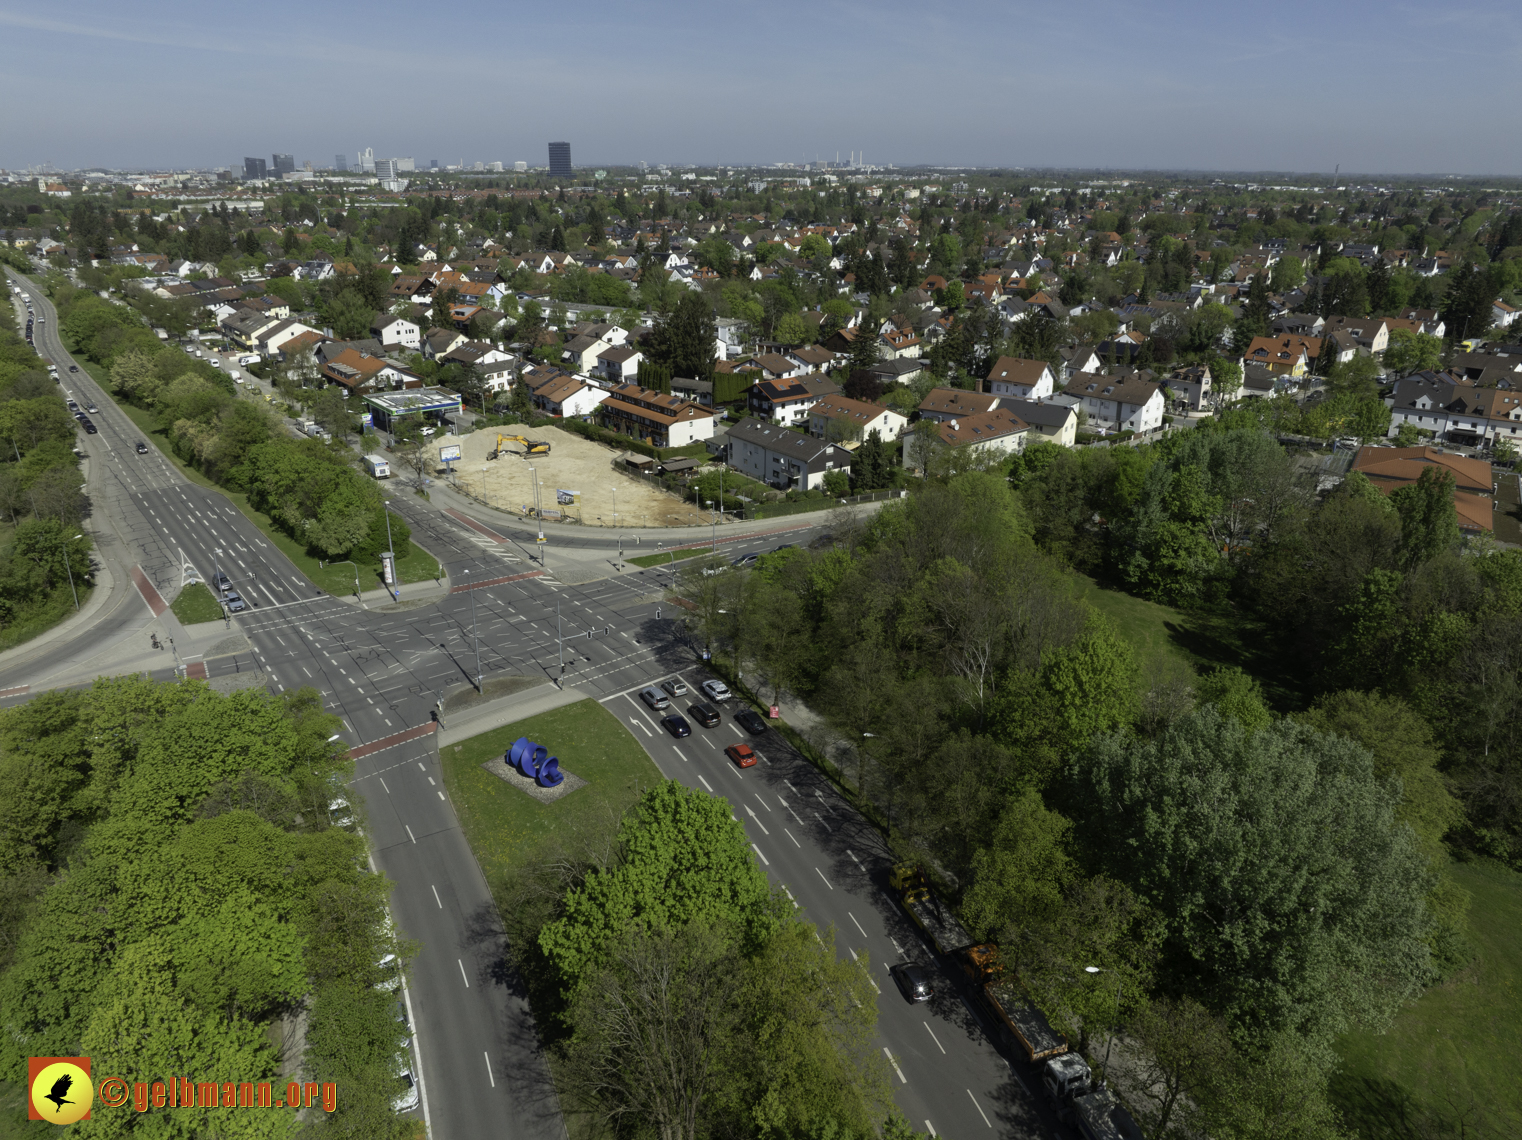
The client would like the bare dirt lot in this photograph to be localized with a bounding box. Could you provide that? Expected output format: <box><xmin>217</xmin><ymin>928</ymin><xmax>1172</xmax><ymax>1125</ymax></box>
<box><xmin>445</xmin><ymin>425</ymin><xmax>717</xmax><ymax>528</ymax></box>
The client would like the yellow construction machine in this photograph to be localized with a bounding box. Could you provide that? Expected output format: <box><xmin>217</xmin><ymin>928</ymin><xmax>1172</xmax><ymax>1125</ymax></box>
<box><xmin>487</xmin><ymin>433</ymin><xmax>551</xmax><ymax>459</ymax></box>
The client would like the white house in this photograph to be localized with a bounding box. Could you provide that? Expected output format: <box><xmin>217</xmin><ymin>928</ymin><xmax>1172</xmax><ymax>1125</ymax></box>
<box><xmin>1049</xmin><ymin>372</ymin><xmax>1166</xmax><ymax>433</ymax></box>
<box><xmin>726</xmin><ymin>416</ymin><xmax>853</xmax><ymax>491</ymax></box>
<box><xmin>598</xmin><ymin>384</ymin><xmax>719</xmax><ymax>448</ymax></box>
<box><xmin>901</xmin><ymin>409</ymin><xmax>1028</xmax><ymax>472</ymax></box>
<box><xmin>532</xmin><ymin>374</ymin><xmax>608</xmax><ymax>418</ymax></box>
<box><xmin>596</xmin><ymin>344</ymin><xmax>643</xmax><ymax>384</ymax></box>
<box><xmin>806</xmin><ymin>394</ymin><xmax>908</xmax><ymax>442</ymax></box>
<box><xmin>371</xmin><ymin>314</ymin><xmax>420</xmax><ymax>351</ymax></box>
<box><xmin>985</xmin><ymin>356</ymin><xmax>1056</xmax><ymax>399</ymax></box>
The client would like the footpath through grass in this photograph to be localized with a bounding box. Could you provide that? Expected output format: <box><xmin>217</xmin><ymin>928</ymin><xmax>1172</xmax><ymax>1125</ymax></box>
<box><xmin>1331</xmin><ymin>858</ymin><xmax>1522</xmax><ymax>1139</ymax></box>
<box><xmin>440</xmin><ymin>697</ymin><xmax>663</xmax><ymax>888</ymax></box>
<box><xmin>109</xmin><ymin>396</ymin><xmax>442</xmax><ymax>597</ymax></box>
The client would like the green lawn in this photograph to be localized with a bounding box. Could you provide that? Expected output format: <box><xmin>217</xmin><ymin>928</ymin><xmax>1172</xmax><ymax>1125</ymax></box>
<box><xmin>170</xmin><ymin>580</ymin><xmax>223</xmax><ymax>624</ymax></box>
<box><xmin>628</xmin><ymin>546</ymin><xmax>717</xmax><ymax>569</ymax></box>
<box><xmin>0</xmin><ymin>585</ymin><xmax>91</xmax><ymax>653</ymax></box>
<box><xmin>440</xmin><ymin>698</ymin><xmax>663</xmax><ymax>888</ymax></box>
<box><xmin>1071</xmin><ymin>575</ymin><xmax>1198</xmax><ymax>684</ymax></box>
<box><xmin>109</xmin><ymin>398</ymin><xmax>442</xmax><ymax>596</ymax></box>
<box><xmin>1331</xmin><ymin>858</ymin><xmax>1522</xmax><ymax>1139</ymax></box>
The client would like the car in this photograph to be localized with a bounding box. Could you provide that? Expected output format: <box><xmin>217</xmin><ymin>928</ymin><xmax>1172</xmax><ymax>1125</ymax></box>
<box><xmin>687</xmin><ymin>702</ymin><xmax>721</xmax><ymax>728</ymax></box>
<box><xmin>73</xmin><ymin>411</ymin><xmax>85</xmax><ymax>421</ymax></box>
<box><xmin>208</xmin><ymin>358</ymin><xmax>220</xmax><ymax>367</ymax></box>
<box><xmin>135</xmin><ymin>441</ymin><xmax>149</xmax><ymax>454</ymax></box>
<box><xmin>732</xmin><ymin>553</ymin><xmax>760</xmax><ymax>568</ymax></box>
<box><xmin>82</xmin><ymin>420</ymin><xmax>98</xmax><ymax>435</ymax></box>
<box><xmin>700</xmin><ymin>679</ymin><xmax>731</xmax><ymax>702</ymax></box>
<box><xmin>391</xmin><ymin>1054</ymin><xmax>420</xmax><ymax>1112</ymax></box>
<box><xmin>661</xmin><ymin>678</ymin><xmax>688</xmax><ymax>697</ymax></box>
<box><xmin>419</xmin><ymin>425</ymin><xmax>437</xmax><ymax>437</ymax></box>
<box><xmin>213</xmin><ymin>571</ymin><xmax>232</xmax><ymax>590</ymax></box>
<box><xmin>375</xmin><ymin>951</ymin><xmax>401</xmax><ymax>994</ymax></box>
<box><xmin>85</xmin><ymin>404</ymin><xmax>97</xmax><ymax>413</ymax></box>
<box><xmin>769</xmin><ymin>543</ymin><xmax>796</xmax><ymax>554</ymax></box>
<box><xmin>328</xmin><ymin>794</ymin><xmax>355</xmax><ymax>830</ymax></box>
<box><xmin>661</xmin><ymin>714</ymin><xmax>692</xmax><ymax>738</ymax></box>
<box><xmin>66</xmin><ymin>399</ymin><xmax>78</xmax><ymax>410</ymax></box>
<box><xmin>68</xmin><ymin>364</ymin><xmax>78</xmax><ymax>372</ymax></box>
<box><xmin>889</xmin><ymin>962</ymin><xmax>935</xmax><ymax>1004</ymax></box>
<box><xmin>807</xmin><ymin>532</ymin><xmax>835</xmax><ymax>550</ymax></box>
<box><xmin>735</xmin><ymin>709</ymin><xmax>768</xmax><ymax>735</ymax></box>
<box><xmin>223</xmin><ymin>592</ymin><xmax>247</xmax><ymax>612</ymax></box>
<box><xmin>725</xmin><ymin>743</ymin><xmax>758</xmax><ymax>768</ymax></box>
<box><xmin>639</xmin><ymin>687</ymin><xmax>670</xmax><ymax>711</ymax></box>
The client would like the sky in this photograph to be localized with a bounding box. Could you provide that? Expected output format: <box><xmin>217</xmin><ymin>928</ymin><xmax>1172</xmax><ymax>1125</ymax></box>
<box><xmin>2</xmin><ymin>0</ymin><xmax>1521</xmax><ymax>176</ymax></box>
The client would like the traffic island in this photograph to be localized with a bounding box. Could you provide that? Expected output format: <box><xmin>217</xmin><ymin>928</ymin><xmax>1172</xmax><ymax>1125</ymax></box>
<box><xmin>481</xmin><ymin>753</ymin><xmax>587</xmax><ymax>804</ymax></box>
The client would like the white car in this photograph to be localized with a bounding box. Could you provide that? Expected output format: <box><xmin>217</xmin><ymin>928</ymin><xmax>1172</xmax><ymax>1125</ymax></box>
<box><xmin>391</xmin><ymin>1052</ymin><xmax>419</xmax><ymax>1112</ymax></box>
<box><xmin>701</xmin><ymin>679</ymin><xmax>731</xmax><ymax>702</ymax></box>
<box><xmin>419</xmin><ymin>425</ymin><xmax>436</xmax><ymax>437</ymax></box>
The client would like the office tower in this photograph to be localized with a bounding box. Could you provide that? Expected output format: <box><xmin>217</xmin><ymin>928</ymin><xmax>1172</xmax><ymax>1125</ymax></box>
<box><xmin>396</xmin><ymin>157</ymin><xmax>415</xmax><ymax>172</ymax></box>
<box><xmin>430</xmin><ymin>159</ymin><xmax>439</xmax><ymax>169</ymax></box>
<box><xmin>488</xmin><ymin>161</ymin><xmax>503</xmax><ymax>172</ymax></box>
<box><xmin>358</xmin><ymin>147</ymin><xmax>374</xmax><ymax>172</ymax></box>
<box><xmin>374</xmin><ymin>158</ymin><xmax>397</xmax><ymax>180</ymax></box>
<box><xmin>271</xmin><ymin>153</ymin><xmax>295</xmax><ymax>176</ymax></box>
<box><xmin>335</xmin><ymin>154</ymin><xmax>347</xmax><ymax>171</ymax></box>
<box><xmin>548</xmin><ymin>141</ymin><xmax>571</xmax><ymax>177</ymax></box>
<box><xmin>243</xmin><ymin>157</ymin><xmax>267</xmax><ymax>180</ymax></box>
<box><xmin>513</xmin><ymin>161</ymin><xmax>527</xmax><ymax>172</ymax></box>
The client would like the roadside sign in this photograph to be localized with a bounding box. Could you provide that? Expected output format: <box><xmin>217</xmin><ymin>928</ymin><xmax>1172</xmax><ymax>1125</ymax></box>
<box><xmin>438</xmin><ymin>443</ymin><xmax>462</xmax><ymax>462</ymax></box>
<box><xmin>379</xmin><ymin>550</ymin><xmax>396</xmax><ymax>586</ymax></box>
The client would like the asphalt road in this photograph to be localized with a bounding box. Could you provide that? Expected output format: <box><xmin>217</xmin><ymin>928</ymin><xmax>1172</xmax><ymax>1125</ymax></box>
<box><xmin>607</xmin><ymin>672</ymin><xmax>1066</xmax><ymax>1140</ymax></box>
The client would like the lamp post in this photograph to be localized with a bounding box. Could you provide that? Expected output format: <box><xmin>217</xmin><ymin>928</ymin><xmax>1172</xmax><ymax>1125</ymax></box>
<box><xmin>383</xmin><ymin>500</ymin><xmax>399</xmax><ymax>600</ymax></box>
<box><xmin>707</xmin><ymin>500</ymin><xmax>716</xmax><ymax>555</ymax></box>
<box><xmin>462</xmin><ymin>568</ymin><xmax>482</xmax><ymax>691</ymax></box>
<box><xmin>1084</xmin><ymin>966</ymin><xmax>1123</xmax><ymax>1085</ymax></box>
<box><xmin>60</xmin><ymin>532</ymin><xmax>82</xmax><ymax>611</ymax></box>
<box><xmin>331</xmin><ymin>559</ymin><xmax>361</xmax><ymax>603</ymax></box>
<box><xmin>611</xmin><ymin>484</ymin><xmax>618</xmax><ymax>529</ymax></box>
<box><xmin>214</xmin><ymin>548</ymin><xmax>228</xmax><ymax>624</ymax></box>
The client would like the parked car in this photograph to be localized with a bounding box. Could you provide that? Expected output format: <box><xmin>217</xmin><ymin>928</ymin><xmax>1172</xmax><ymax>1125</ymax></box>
<box><xmin>732</xmin><ymin>553</ymin><xmax>760</xmax><ymax>568</ymax></box>
<box><xmin>639</xmin><ymin>687</ymin><xmax>670</xmax><ymax>711</ymax></box>
<box><xmin>661</xmin><ymin>678</ymin><xmax>688</xmax><ymax>697</ymax></box>
<box><xmin>661</xmin><ymin>714</ymin><xmax>692</xmax><ymax>738</ymax></box>
<box><xmin>725</xmin><ymin>743</ymin><xmax>758</xmax><ymax>769</ymax></box>
<box><xmin>890</xmin><ymin>962</ymin><xmax>935</xmax><ymax>1004</ymax></box>
<box><xmin>81</xmin><ymin>420</ymin><xmax>97</xmax><ymax>435</ymax></box>
<box><xmin>687</xmin><ymin>703</ymin><xmax>721</xmax><ymax>728</ymax></box>
<box><xmin>701</xmin><ymin>679</ymin><xmax>731</xmax><ymax>702</ymax></box>
<box><xmin>66</xmin><ymin>399</ymin><xmax>77</xmax><ymax>411</ymax></box>
<box><xmin>735</xmin><ymin>709</ymin><xmax>767</xmax><ymax>735</ymax></box>
<box><xmin>391</xmin><ymin>1054</ymin><xmax>419</xmax><ymax>1112</ymax></box>
<box><xmin>419</xmin><ymin>425</ymin><xmax>436</xmax><ymax>437</ymax></box>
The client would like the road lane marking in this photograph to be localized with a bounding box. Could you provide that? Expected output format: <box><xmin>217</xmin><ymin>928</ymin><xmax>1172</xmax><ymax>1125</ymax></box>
<box><xmin>925</xmin><ymin>1123</ymin><xmax>936</xmax><ymax>1137</ymax></box>
<box><xmin>431</xmin><ymin>885</ymin><xmax>442</xmax><ymax>909</ymax></box>
<box><xmin>629</xmin><ymin>717</ymin><xmax>652</xmax><ymax>736</ymax></box>
<box><xmin>884</xmin><ymin>1048</ymin><xmax>906</xmax><ymax>1084</ymax></box>
<box><xmin>751</xmin><ymin>843</ymin><xmax>769</xmax><ymax>866</ymax></box>
<box><xmin>697</xmin><ymin>773</ymin><xmax>714</xmax><ymax>792</ymax></box>
<box><xmin>744</xmin><ymin>805</ymin><xmax>769</xmax><ymax>835</ymax></box>
<box><xmin>966</xmin><ymin>1090</ymin><xmax>991</xmax><ymax>1127</ymax></box>
<box><xmin>924</xmin><ymin>1022</ymin><xmax>946</xmax><ymax>1054</ymax></box>
<box><xmin>484</xmin><ymin>1054</ymin><xmax>494</xmax><ymax>1088</ymax></box>
<box><xmin>437</xmin><ymin>791</ymin><xmax>445</xmax><ymax>800</ymax></box>
<box><xmin>458</xmin><ymin>960</ymin><xmax>470</xmax><ymax>988</ymax></box>
<box><xmin>815</xmin><ymin>867</ymin><xmax>833</xmax><ymax>890</ymax></box>
<box><xmin>814</xmin><ymin>811</ymin><xmax>830</xmax><ymax>831</ymax></box>
<box><xmin>784</xmin><ymin>828</ymin><xmax>801</xmax><ymax>848</ymax></box>
<box><xmin>673</xmin><ymin>746</ymin><xmax>690</xmax><ymax>763</ymax></box>
<box><xmin>379</xmin><ymin>778</ymin><xmax>390</xmax><ymax>793</ymax></box>
<box><xmin>753</xmin><ymin>792</ymin><xmax>772</xmax><ymax>811</ymax></box>
<box><xmin>848</xmin><ymin>912</ymin><xmax>868</xmax><ymax>938</ymax></box>
<box><xmin>405</xmin><ymin>826</ymin><xmax>416</xmax><ymax>844</ymax></box>
<box><xmin>847</xmin><ymin>849</ymin><xmax>862</xmax><ymax>867</ymax></box>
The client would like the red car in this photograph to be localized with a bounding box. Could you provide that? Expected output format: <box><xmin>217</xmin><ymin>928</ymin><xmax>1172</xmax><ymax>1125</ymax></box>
<box><xmin>724</xmin><ymin>743</ymin><xmax>757</xmax><ymax>769</ymax></box>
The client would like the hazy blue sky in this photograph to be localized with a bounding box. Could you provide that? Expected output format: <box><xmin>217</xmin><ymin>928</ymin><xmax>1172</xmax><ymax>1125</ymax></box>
<box><xmin>2</xmin><ymin>0</ymin><xmax>1520</xmax><ymax>174</ymax></box>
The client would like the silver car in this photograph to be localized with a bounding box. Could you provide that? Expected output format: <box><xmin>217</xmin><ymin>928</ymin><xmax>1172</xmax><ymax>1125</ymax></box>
<box><xmin>701</xmin><ymin>679</ymin><xmax>731</xmax><ymax>702</ymax></box>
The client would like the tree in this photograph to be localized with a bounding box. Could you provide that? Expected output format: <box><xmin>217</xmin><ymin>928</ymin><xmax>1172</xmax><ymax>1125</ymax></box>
<box><xmin>852</xmin><ymin>429</ymin><xmax>890</xmax><ymax>492</ymax></box>
<box><xmin>644</xmin><ymin>293</ymin><xmax>717</xmax><ymax>379</ymax></box>
<box><xmin>1124</xmin><ymin>996</ymin><xmax>1236</xmax><ymax>1138</ymax></box>
<box><xmin>1072</xmin><ymin>707</ymin><xmax>1434</xmax><ymax>1043</ymax></box>
<box><xmin>842</xmin><ymin>369</ymin><xmax>883</xmax><ymax>403</ymax></box>
<box><xmin>1383</xmin><ymin>328</ymin><xmax>1442</xmax><ymax>376</ymax></box>
<box><xmin>310</xmin><ymin>387</ymin><xmax>351</xmax><ymax>443</ymax></box>
<box><xmin>1391</xmin><ymin>465</ymin><xmax>1459</xmax><ymax>568</ymax></box>
<box><xmin>325</xmin><ymin>289</ymin><xmax>372</xmax><ymax>340</ymax></box>
<box><xmin>773</xmin><ymin>311</ymin><xmax>810</xmax><ymax>345</ymax></box>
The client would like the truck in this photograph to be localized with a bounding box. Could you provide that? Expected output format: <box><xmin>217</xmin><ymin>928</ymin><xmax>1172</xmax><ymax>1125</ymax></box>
<box><xmin>1043</xmin><ymin>1053</ymin><xmax>1094</xmax><ymax>1124</ymax></box>
<box><xmin>900</xmin><ymin>886</ymin><xmax>974</xmax><ymax>956</ymax></box>
<box><xmin>363</xmin><ymin>454</ymin><xmax>391</xmax><ymax>479</ymax></box>
<box><xmin>959</xmin><ymin>944</ymin><xmax>1069</xmax><ymax>1062</ymax></box>
<box><xmin>1073</xmin><ymin>1087</ymin><xmax>1144</xmax><ymax>1140</ymax></box>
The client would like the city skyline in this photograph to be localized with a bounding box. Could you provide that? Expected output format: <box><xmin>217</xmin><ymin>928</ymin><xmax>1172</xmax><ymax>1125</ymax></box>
<box><xmin>1</xmin><ymin>0</ymin><xmax>1521</xmax><ymax>174</ymax></box>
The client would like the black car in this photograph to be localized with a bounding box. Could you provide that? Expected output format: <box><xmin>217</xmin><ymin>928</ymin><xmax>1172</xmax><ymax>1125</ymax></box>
<box><xmin>661</xmin><ymin>714</ymin><xmax>692</xmax><ymax>739</ymax></box>
<box><xmin>735</xmin><ymin>709</ymin><xmax>767</xmax><ymax>735</ymax></box>
<box><xmin>769</xmin><ymin>543</ymin><xmax>796</xmax><ymax>554</ymax></box>
<box><xmin>81</xmin><ymin>420</ymin><xmax>97</xmax><ymax>434</ymax></box>
<box><xmin>889</xmin><ymin>962</ymin><xmax>934</xmax><ymax>1004</ymax></box>
<box><xmin>135</xmin><ymin>441</ymin><xmax>149</xmax><ymax>454</ymax></box>
<box><xmin>687</xmin><ymin>702</ymin><xmax>721</xmax><ymax>728</ymax></box>
<box><xmin>68</xmin><ymin>365</ymin><xmax>78</xmax><ymax>372</ymax></box>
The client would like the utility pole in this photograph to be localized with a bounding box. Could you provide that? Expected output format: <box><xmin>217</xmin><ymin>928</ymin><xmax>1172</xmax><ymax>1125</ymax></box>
<box><xmin>464</xmin><ymin>568</ymin><xmax>482</xmax><ymax>691</ymax></box>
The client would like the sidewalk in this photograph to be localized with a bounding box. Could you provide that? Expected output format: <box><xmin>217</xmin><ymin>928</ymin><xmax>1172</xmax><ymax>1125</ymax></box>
<box><xmin>332</xmin><ymin>572</ymin><xmax>453</xmax><ymax>610</ymax></box>
<box><xmin>435</xmin><ymin>682</ymin><xmax>591</xmax><ymax>747</ymax></box>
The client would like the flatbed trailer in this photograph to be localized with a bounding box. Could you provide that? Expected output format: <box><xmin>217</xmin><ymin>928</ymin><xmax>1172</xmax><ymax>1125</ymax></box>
<box><xmin>901</xmin><ymin>887</ymin><xmax>974</xmax><ymax>956</ymax></box>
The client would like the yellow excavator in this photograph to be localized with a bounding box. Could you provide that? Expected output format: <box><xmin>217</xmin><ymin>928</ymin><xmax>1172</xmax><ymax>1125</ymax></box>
<box><xmin>488</xmin><ymin>433</ymin><xmax>551</xmax><ymax>459</ymax></box>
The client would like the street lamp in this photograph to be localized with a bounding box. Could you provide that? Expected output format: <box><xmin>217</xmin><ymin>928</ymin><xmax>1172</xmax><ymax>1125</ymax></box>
<box><xmin>1085</xmin><ymin>966</ymin><xmax>1123</xmax><ymax>1085</ymax></box>
<box><xmin>462</xmin><ymin>568</ymin><xmax>482</xmax><ymax>691</ymax></box>
<box><xmin>611</xmin><ymin>484</ymin><xmax>618</xmax><ymax>529</ymax></box>
<box><xmin>331</xmin><ymin>559</ymin><xmax>361</xmax><ymax>603</ymax></box>
<box><xmin>59</xmin><ymin>533</ymin><xmax>82</xmax><ymax>611</ymax></box>
<box><xmin>707</xmin><ymin>500</ymin><xmax>716</xmax><ymax>555</ymax></box>
<box><xmin>382</xmin><ymin>500</ymin><xmax>399</xmax><ymax>601</ymax></box>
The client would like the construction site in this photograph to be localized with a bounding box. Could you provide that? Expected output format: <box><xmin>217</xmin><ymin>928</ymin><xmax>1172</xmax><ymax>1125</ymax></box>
<box><xmin>442</xmin><ymin>424</ymin><xmax>719</xmax><ymax>528</ymax></box>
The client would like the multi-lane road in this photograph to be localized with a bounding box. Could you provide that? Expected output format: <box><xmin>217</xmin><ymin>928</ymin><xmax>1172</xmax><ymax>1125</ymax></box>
<box><xmin>4</xmin><ymin>265</ymin><xmax>1067</xmax><ymax>1140</ymax></box>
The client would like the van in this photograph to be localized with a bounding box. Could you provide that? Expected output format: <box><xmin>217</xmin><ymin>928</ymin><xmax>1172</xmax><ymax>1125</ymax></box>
<box><xmin>363</xmin><ymin>454</ymin><xmax>391</xmax><ymax>479</ymax></box>
<box><xmin>228</xmin><ymin>369</ymin><xmax>240</xmax><ymax>381</ymax></box>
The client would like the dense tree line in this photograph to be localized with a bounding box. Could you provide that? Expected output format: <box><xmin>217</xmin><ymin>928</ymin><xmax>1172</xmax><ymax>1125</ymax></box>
<box><xmin>0</xmin><ymin>679</ymin><xmax>420</xmax><ymax>1137</ymax></box>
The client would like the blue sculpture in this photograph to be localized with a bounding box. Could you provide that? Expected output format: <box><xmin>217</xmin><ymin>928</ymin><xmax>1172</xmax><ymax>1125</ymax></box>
<box><xmin>507</xmin><ymin>736</ymin><xmax>565</xmax><ymax>788</ymax></box>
